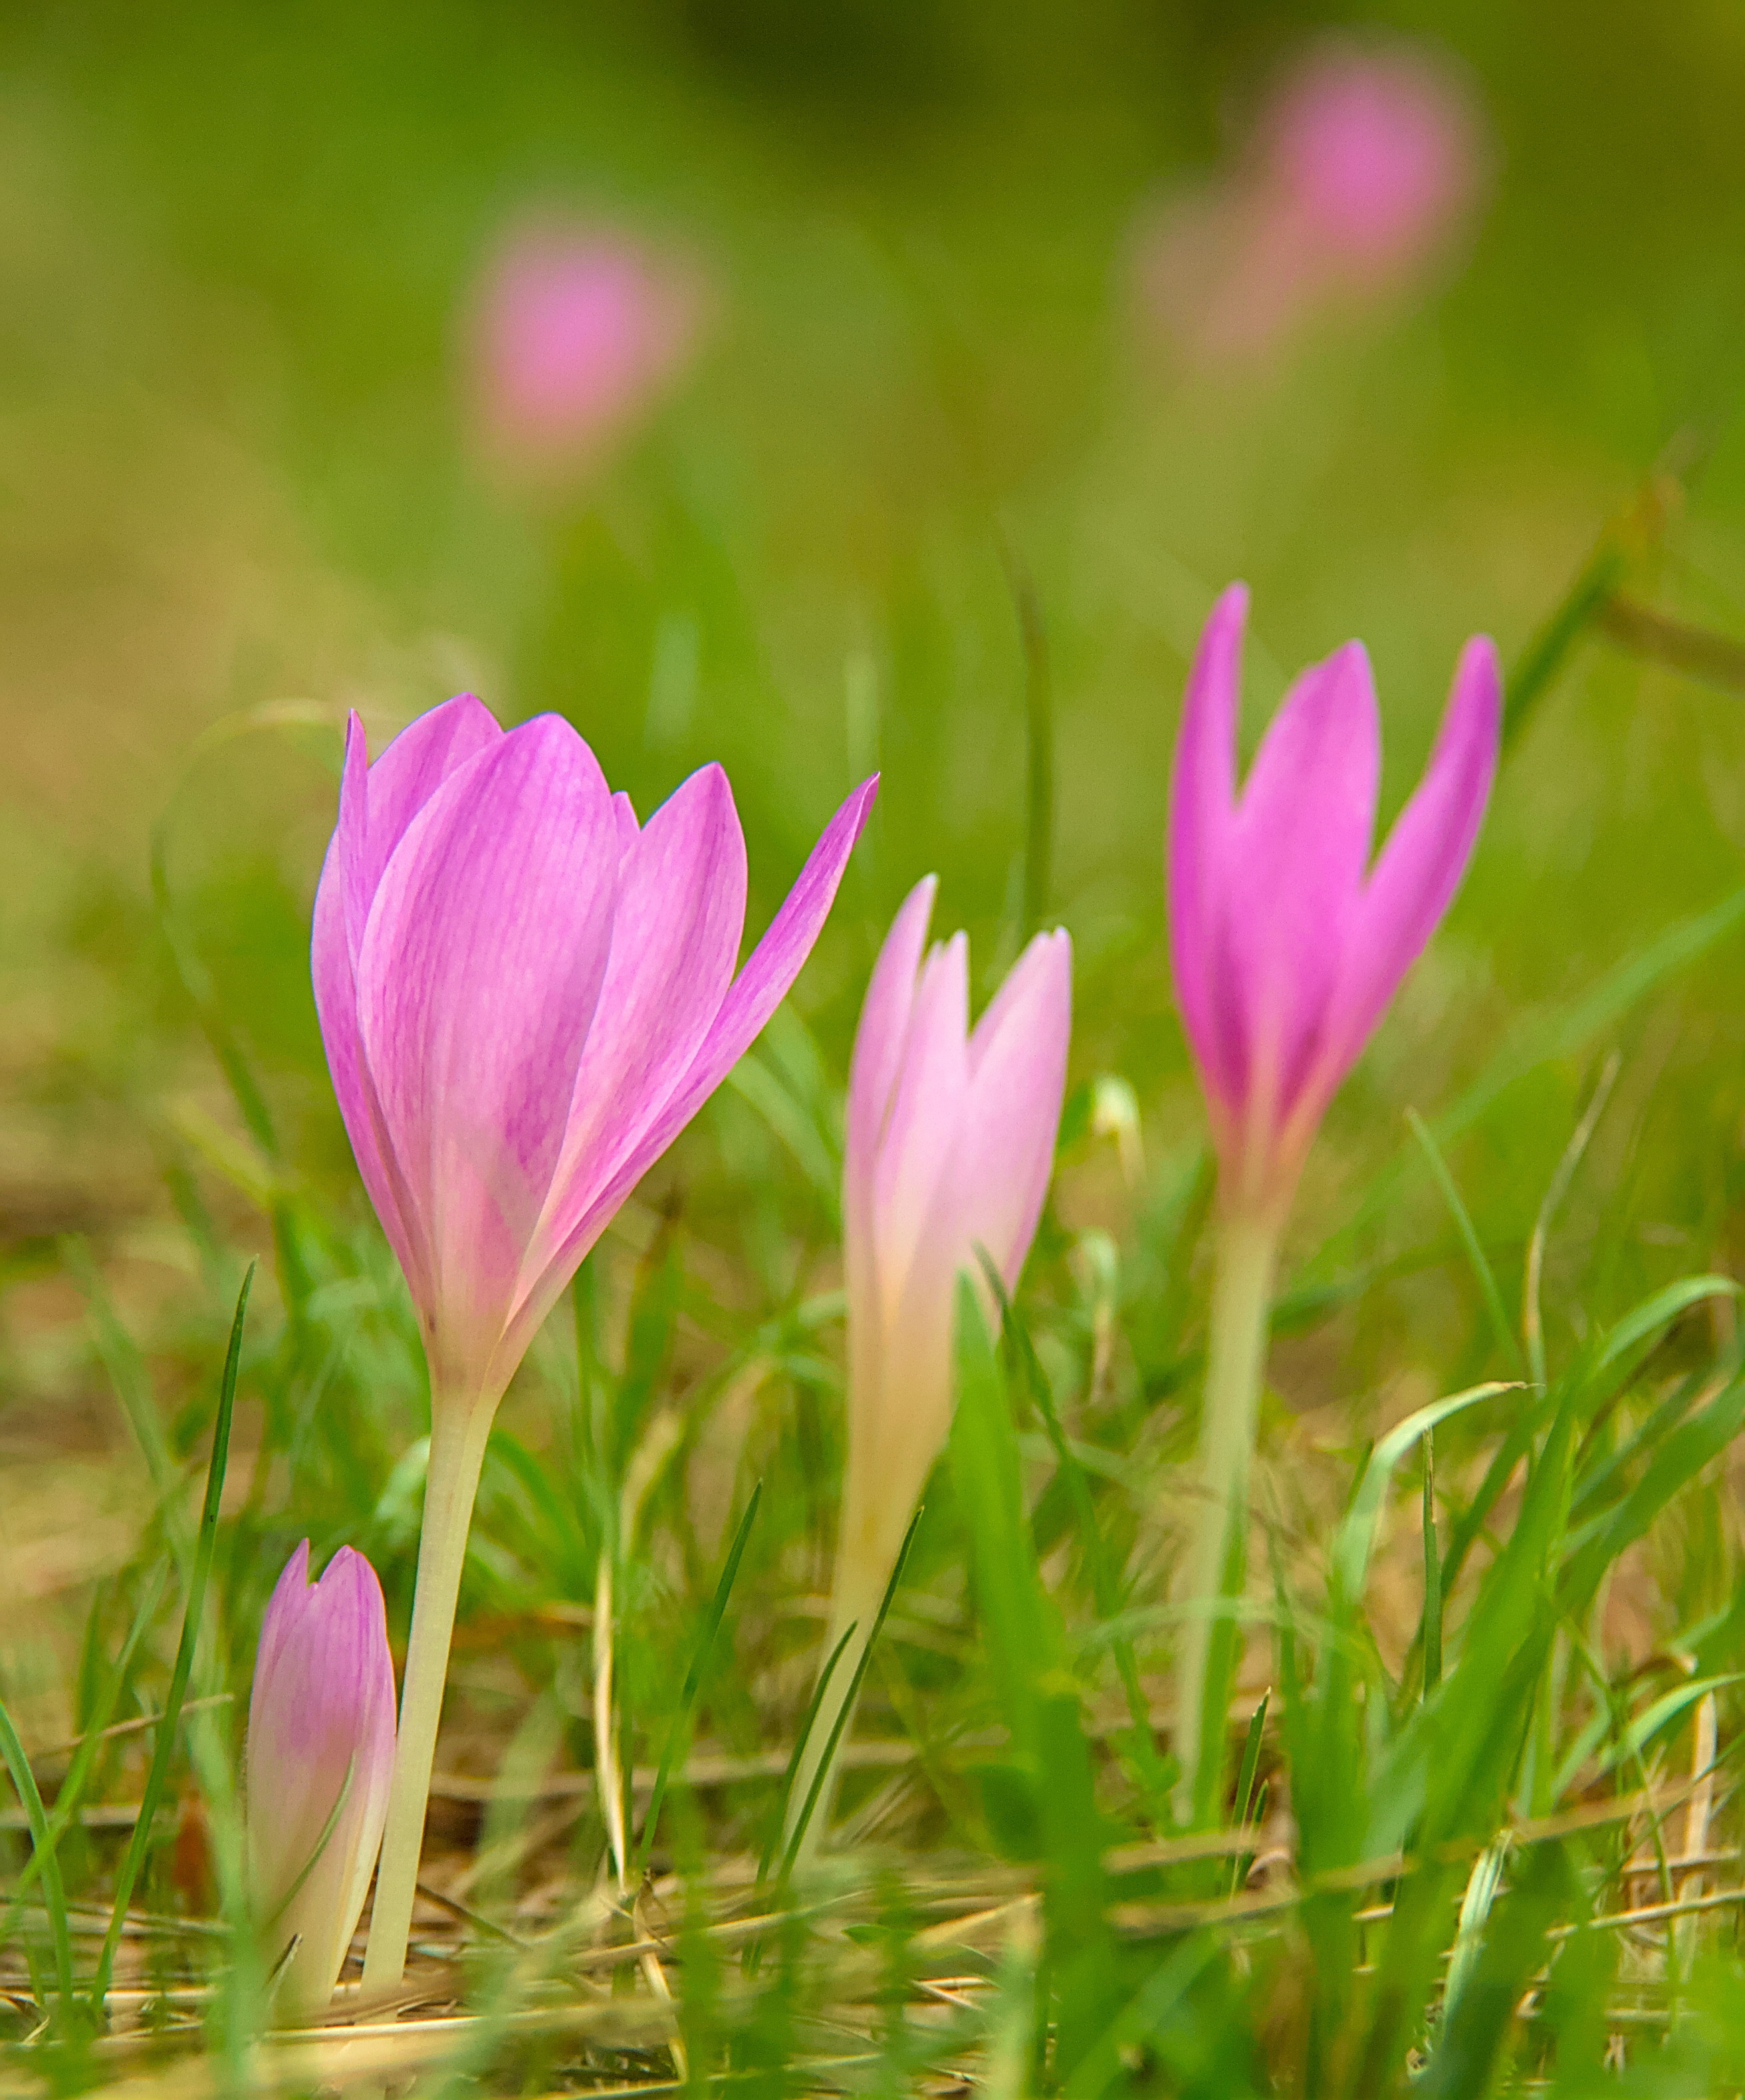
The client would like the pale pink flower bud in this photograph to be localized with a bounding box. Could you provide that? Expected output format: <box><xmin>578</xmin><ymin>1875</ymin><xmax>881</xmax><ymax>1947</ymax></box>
<box><xmin>837</xmin><ymin>879</ymin><xmax>1072</xmax><ymax>1621</ymax></box>
<box><xmin>469</xmin><ymin>223</ymin><xmax>700</xmax><ymax>478</ymax></box>
<box><xmin>1167</xmin><ymin>584</ymin><xmax>1499</xmax><ymax>1218</ymax></box>
<box><xmin>312</xmin><ymin>695</ymin><xmax>875</xmax><ymax>1413</ymax></box>
<box><xmin>247</xmin><ymin>1543</ymin><xmax>396</xmax><ymax>2022</ymax></box>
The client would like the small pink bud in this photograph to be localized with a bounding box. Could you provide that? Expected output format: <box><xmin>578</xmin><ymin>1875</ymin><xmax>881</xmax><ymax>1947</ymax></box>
<box><xmin>468</xmin><ymin>222</ymin><xmax>701</xmax><ymax>479</ymax></box>
<box><xmin>247</xmin><ymin>1543</ymin><xmax>396</xmax><ymax>2021</ymax></box>
<box><xmin>1167</xmin><ymin>584</ymin><xmax>1499</xmax><ymax>1218</ymax></box>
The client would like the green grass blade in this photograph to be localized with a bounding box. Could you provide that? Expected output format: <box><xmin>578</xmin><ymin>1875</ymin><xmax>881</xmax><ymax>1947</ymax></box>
<box><xmin>1502</xmin><ymin>536</ymin><xmax>1627</xmax><ymax>748</ymax></box>
<box><xmin>1422</xmin><ymin>1435</ymin><xmax>1443</xmax><ymax>1698</ymax></box>
<box><xmin>778</xmin><ymin>1508</ymin><xmax>923</xmax><ymax>1883</ymax></box>
<box><xmin>3</xmin><ymin>1558</ymin><xmax>169</xmax><ymax>1930</ymax></box>
<box><xmin>1000</xmin><ymin>539</ymin><xmax>1054</xmax><ymax>935</ymax></box>
<box><xmin>1405</xmin><ymin>1109</ymin><xmax>1524</xmax><ymax>1377</ymax></box>
<box><xmin>758</xmin><ymin>1621</ymin><xmax>858</xmax><ymax>1885</ymax></box>
<box><xmin>1227</xmin><ymin>1689</ymin><xmax>1270</xmax><ymax>1896</ymax></box>
<box><xmin>1332</xmin><ymin>1383</ymin><xmax>1509</xmax><ymax>1603</ymax></box>
<box><xmin>975</xmin><ymin>1248</ymin><xmax>1168</xmax><ymax>1805</ymax></box>
<box><xmin>0</xmin><ymin>1694</ymin><xmax>75</xmax><ymax>2026</ymax></box>
<box><xmin>635</xmin><ymin>1480</ymin><xmax>762</xmax><ymax>1880</ymax></box>
<box><xmin>91</xmin><ymin>1261</ymin><xmax>253</xmax><ymax>2017</ymax></box>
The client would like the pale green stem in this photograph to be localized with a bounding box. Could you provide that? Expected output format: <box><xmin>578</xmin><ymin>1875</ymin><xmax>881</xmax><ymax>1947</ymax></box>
<box><xmin>1173</xmin><ymin>1207</ymin><xmax>1279</xmax><ymax>1826</ymax></box>
<box><xmin>362</xmin><ymin>1393</ymin><xmax>495</xmax><ymax>1994</ymax></box>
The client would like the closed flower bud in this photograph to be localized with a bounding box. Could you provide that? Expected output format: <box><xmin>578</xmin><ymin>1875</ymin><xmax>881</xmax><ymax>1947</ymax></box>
<box><xmin>247</xmin><ymin>1543</ymin><xmax>396</xmax><ymax>2022</ymax></box>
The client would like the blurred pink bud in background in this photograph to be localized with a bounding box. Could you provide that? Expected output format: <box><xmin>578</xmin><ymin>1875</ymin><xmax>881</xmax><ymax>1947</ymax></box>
<box><xmin>1135</xmin><ymin>39</ymin><xmax>1486</xmax><ymax>362</ymax></box>
<box><xmin>469</xmin><ymin>223</ymin><xmax>701</xmax><ymax>477</ymax></box>
<box><xmin>1167</xmin><ymin>584</ymin><xmax>1499</xmax><ymax>1219</ymax></box>
<box><xmin>247</xmin><ymin>1542</ymin><xmax>396</xmax><ymax>2022</ymax></box>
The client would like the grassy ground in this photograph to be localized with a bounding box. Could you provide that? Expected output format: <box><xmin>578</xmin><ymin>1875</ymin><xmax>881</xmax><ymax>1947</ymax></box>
<box><xmin>9</xmin><ymin>2</ymin><xmax>1745</xmax><ymax>2092</ymax></box>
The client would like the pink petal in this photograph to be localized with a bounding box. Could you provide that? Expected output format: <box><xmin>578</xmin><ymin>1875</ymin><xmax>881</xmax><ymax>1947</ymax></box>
<box><xmin>610</xmin><ymin>789</ymin><xmax>641</xmax><ymax>853</ymax></box>
<box><xmin>312</xmin><ymin>733</ymin><xmax>428</xmax><ymax>1304</ymax></box>
<box><xmin>518</xmin><ymin>774</ymin><xmax>877</xmax><ymax>1302</ymax></box>
<box><xmin>517</xmin><ymin>764</ymin><xmax>748</xmax><ymax>1289</ymax></box>
<box><xmin>845</xmin><ymin>875</ymin><xmax>938</xmax><ymax>1209</ymax></box>
<box><xmin>252</xmin><ymin>1537</ymin><xmax>311</xmax><ymax>1695</ymax></box>
<box><xmin>362</xmin><ymin>694</ymin><xmax>503</xmax><ymax>909</ymax></box>
<box><xmin>355</xmin><ymin>716</ymin><xmax>619</xmax><ymax>1389</ymax></box>
<box><xmin>1312</xmin><ymin>634</ymin><xmax>1500</xmax><ymax>1098</ymax></box>
<box><xmin>671</xmin><ymin>774</ymin><xmax>879</xmax><ymax>1109</ymax></box>
<box><xmin>841</xmin><ymin>875</ymin><xmax>937</xmax><ymax>1473</ymax></box>
<box><xmin>1167</xmin><ymin>584</ymin><xmax>1246</xmax><ymax>1108</ymax></box>
<box><xmin>872</xmin><ymin>933</ymin><xmax>971</xmax><ymax>1312</ymax></box>
<box><xmin>958</xmin><ymin>927</ymin><xmax>1073</xmax><ymax>1290</ymax></box>
<box><xmin>1221</xmin><ymin>640</ymin><xmax>1379</xmax><ymax>1121</ymax></box>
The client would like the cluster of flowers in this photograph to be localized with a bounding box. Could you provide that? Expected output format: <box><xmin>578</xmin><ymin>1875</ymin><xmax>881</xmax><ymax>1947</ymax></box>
<box><xmin>246</xmin><ymin>589</ymin><xmax>1499</xmax><ymax>2018</ymax></box>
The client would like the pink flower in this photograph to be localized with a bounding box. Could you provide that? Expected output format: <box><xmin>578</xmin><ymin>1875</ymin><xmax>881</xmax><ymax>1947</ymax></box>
<box><xmin>1167</xmin><ymin>584</ymin><xmax>1499</xmax><ymax>1218</ymax></box>
<box><xmin>312</xmin><ymin>694</ymin><xmax>875</xmax><ymax>1411</ymax></box>
<box><xmin>469</xmin><ymin>224</ymin><xmax>699</xmax><ymax>475</ymax></box>
<box><xmin>247</xmin><ymin>1543</ymin><xmax>396</xmax><ymax>2022</ymax></box>
<box><xmin>1136</xmin><ymin>39</ymin><xmax>1484</xmax><ymax>361</ymax></box>
<box><xmin>837</xmin><ymin>877</ymin><xmax>1072</xmax><ymax>1634</ymax></box>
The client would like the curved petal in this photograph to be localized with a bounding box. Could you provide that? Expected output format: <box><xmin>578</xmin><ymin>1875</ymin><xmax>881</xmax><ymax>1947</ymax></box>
<box><xmin>1310</xmin><ymin>634</ymin><xmax>1500</xmax><ymax>1100</ymax></box>
<box><xmin>506</xmin><ymin>774</ymin><xmax>877</xmax><ymax>1342</ymax></box>
<box><xmin>312</xmin><ymin>723</ymin><xmax>429</xmax><ymax>1303</ymax></box>
<box><xmin>610</xmin><ymin>789</ymin><xmax>640</xmax><ymax>854</ymax></box>
<box><xmin>356</xmin><ymin>715</ymin><xmax>619</xmax><ymax>1392</ymax></box>
<box><xmin>846</xmin><ymin>874</ymin><xmax>938</xmax><ymax>1207</ymax></box>
<box><xmin>362</xmin><ymin>693</ymin><xmax>503</xmax><ymax>907</ymax></box>
<box><xmin>873</xmin><ymin>933</ymin><xmax>970</xmax><ymax>1316</ymax></box>
<box><xmin>670</xmin><ymin>774</ymin><xmax>880</xmax><ymax>1115</ymax></box>
<box><xmin>251</xmin><ymin>1537</ymin><xmax>310</xmax><ymax>1699</ymax></box>
<box><xmin>1167</xmin><ymin>584</ymin><xmax>1247</xmax><ymax>1108</ymax></box>
<box><xmin>1222</xmin><ymin>639</ymin><xmax>1379</xmax><ymax>1123</ymax></box>
<box><xmin>519</xmin><ymin>763</ymin><xmax>749</xmax><ymax>1284</ymax></box>
<box><xmin>958</xmin><ymin>927</ymin><xmax>1073</xmax><ymax>1290</ymax></box>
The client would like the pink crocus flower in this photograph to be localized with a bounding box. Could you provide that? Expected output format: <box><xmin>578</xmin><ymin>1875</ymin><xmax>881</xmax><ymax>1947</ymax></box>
<box><xmin>318</xmin><ymin>693</ymin><xmax>875</xmax><ymax>1988</ymax></box>
<box><xmin>470</xmin><ymin>223</ymin><xmax>699</xmax><ymax>475</ymax></box>
<box><xmin>1165</xmin><ymin>582</ymin><xmax>1498</xmax><ymax>1822</ymax></box>
<box><xmin>790</xmin><ymin>877</ymin><xmax>1072</xmax><ymax>1851</ymax></box>
<box><xmin>313</xmin><ymin>693</ymin><xmax>876</xmax><ymax>1413</ymax></box>
<box><xmin>247</xmin><ymin>1543</ymin><xmax>396</xmax><ymax>2022</ymax></box>
<box><xmin>1137</xmin><ymin>39</ymin><xmax>1484</xmax><ymax>362</ymax></box>
<box><xmin>1167</xmin><ymin>582</ymin><xmax>1500</xmax><ymax>1222</ymax></box>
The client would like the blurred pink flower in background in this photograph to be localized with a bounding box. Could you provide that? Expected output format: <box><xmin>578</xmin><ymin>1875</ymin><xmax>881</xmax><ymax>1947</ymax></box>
<box><xmin>469</xmin><ymin>222</ymin><xmax>701</xmax><ymax>477</ymax></box>
<box><xmin>1135</xmin><ymin>39</ymin><xmax>1487</xmax><ymax>363</ymax></box>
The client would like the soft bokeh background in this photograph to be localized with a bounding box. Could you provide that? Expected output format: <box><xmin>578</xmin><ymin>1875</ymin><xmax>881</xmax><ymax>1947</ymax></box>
<box><xmin>6</xmin><ymin>0</ymin><xmax>1745</xmax><ymax>1712</ymax></box>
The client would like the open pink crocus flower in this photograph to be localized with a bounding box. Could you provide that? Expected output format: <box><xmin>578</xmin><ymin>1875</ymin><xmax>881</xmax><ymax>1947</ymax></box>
<box><xmin>314</xmin><ymin>692</ymin><xmax>875</xmax><ymax>1985</ymax></box>
<box><xmin>790</xmin><ymin>876</ymin><xmax>1072</xmax><ymax>1852</ymax></box>
<box><xmin>1169</xmin><ymin>584</ymin><xmax>1500</xmax><ymax>1220</ymax></box>
<box><xmin>247</xmin><ymin>1543</ymin><xmax>396</xmax><ymax>2023</ymax></box>
<box><xmin>314</xmin><ymin>693</ymin><xmax>876</xmax><ymax>1411</ymax></box>
<box><xmin>470</xmin><ymin>223</ymin><xmax>699</xmax><ymax>476</ymax></box>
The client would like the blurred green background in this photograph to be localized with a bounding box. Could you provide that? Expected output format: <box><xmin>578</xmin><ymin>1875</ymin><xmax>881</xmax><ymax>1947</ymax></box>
<box><xmin>6</xmin><ymin>0</ymin><xmax>1745</xmax><ymax>1555</ymax></box>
